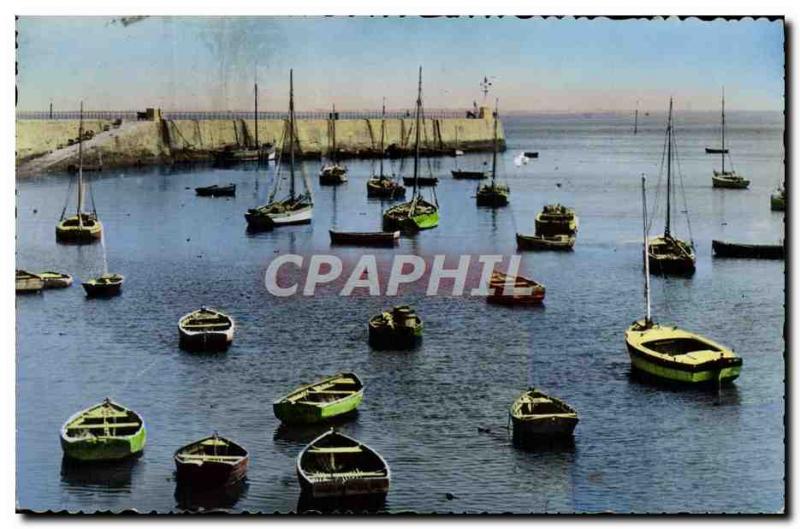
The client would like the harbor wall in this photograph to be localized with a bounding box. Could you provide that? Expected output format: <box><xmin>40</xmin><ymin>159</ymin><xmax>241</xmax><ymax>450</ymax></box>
<box><xmin>16</xmin><ymin>116</ymin><xmax>505</xmax><ymax>174</ymax></box>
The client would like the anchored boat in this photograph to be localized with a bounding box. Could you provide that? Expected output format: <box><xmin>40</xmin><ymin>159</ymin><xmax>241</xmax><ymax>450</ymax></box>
<box><xmin>627</xmin><ymin>176</ymin><xmax>742</xmax><ymax>386</ymax></box>
<box><xmin>368</xmin><ymin>305</ymin><xmax>423</xmax><ymax>349</ymax></box>
<box><xmin>534</xmin><ymin>204</ymin><xmax>578</xmax><ymax>236</ymax></box>
<box><xmin>487</xmin><ymin>271</ymin><xmax>545</xmax><ymax>306</ymax></box>
<box><xmin>82</xmin><ymin>273</ymin><xmax>124</xmax><ymax>297</ymax></box>
<box><xmin>273</xmin><ymin>373</ymin><xmax>364</xmax><ymax>425</ymax></box>
<box><xmin>55</xmin><ymin>102</ymin><xmax>103</xmax><ymax>244</ymax></box>
<box><xmin>712</xmin><ymin>240</ymin><xmax>784</xmax><ymax>260</ymax></box>
<box><xmin>195</xmin><ymin>183</ymin><xmax>236</xmax><ymax>197</ymax></box>
<box><xmin>367</xmin><ymin>99</ymin><xmax>406</xmax><ymax>199</ymax></box>
<box><xmin>174</xmin><ymin>433</ymin><xmax>249</xmax><ymax>489</ymax></box>
<box><xmin>516</xmin><ymin>233</ymin><xmax>575</xmax><ymax>251</ymax></box>
<box><xmin>16</xmin><ymin>270</ymin><xmax>44</xmax><ymax>293</ymax></box>
<box><xmin>297</xmin><ymin>429</ymin><xmax>390</xmax><ymax>500</ymax></box>
<box><xmin>178</xmin><ymin>307</ymin><xmax>235</xmax><ymax>352</ymax></box>
<box><xmin>476</xmin><ymin>99</ymin><xmax>510</xmax><ymax>208</ymax></box>
<box><xmin>60</xmin><ymin>398</ymin><xmax>146</xmax><ymax>462</ymax></box>
<box><xmin>401</xmin><ymin>175</ymin><xmax>438</xmax><ymax>187</ymax></box>
<box><xmin>510</xmin><ymin>389</ymin><xmax>578</xmax><ymax>445</ymax></box>
<box><xmin>383</xmin><ymin>67</ymin><xmax>440</xmax><ymax>233</ymax></box>
<box><xmin>329</xmin><ymin>230</ymin><xmax>400</xmax><ymax>247</ymax></box>
<box><xmin>245</xmin><ymin>70</ymin><xmax>313</xmax><ymax>231</ymax></box>
<box><xmin>771</xmin><ymin>186</ymin><xmax>786</xmax><ymax>211</ymax></box>
<box><xmin>319</xmin><ymin>104</ymin><xmax>348</xmax><ymax>185</ymax></box>
<box><xmin>710</xmin><ymin>89</ymin><xmax>749</xmax><ymax>189</ymax></box>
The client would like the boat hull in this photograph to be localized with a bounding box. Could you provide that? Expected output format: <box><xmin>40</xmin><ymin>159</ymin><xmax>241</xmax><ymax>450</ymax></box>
<box><xmin>55</xmin><ymin>217</ymin><xmax>103</xmax><ymax>244</ymax></box>
<box><xmin>329</xmin><ymin>230</ymin><xmax>400</xmax><ymax>247</ymax></box>
<box><xmin>16</xmin><ymin>271</ymin><xmax>44</xmax><ymax>293</ymax></box>
<box><xmin>274</xmin><ymin>392</ymin><xmax>363</xmax><ymax>425</ymax></box>
<box><xmin>366</xmin><ymin>180</ymin><xmax>405</xmax><ymax>199</ymax></box>
<box><xmin>712</xmin><ymin>240</ymin><xmax>784</xmax><ymax>260</ymax></box>
<box><xmin>534</xmin><ymin>216</ymin><xmax>578</xmax><ymax>237</ymax></box>
<box><xmin>511</xmin><ymin>415</ymin><xmax>578</xmax><ymax>442</ymax></box>
<box><xmin>451</xmin><ymin>170</ymin><xmax>487</xmax><ymax>180</ymax></box>
<box><xmin>368</xmin><ymin>323</ymin><xmax>423</xmax><ymax>350</ymax></box>
<box><xmin>402</xmin><ymin>177</ymin><xmax>438</xmax><ymax>187</ymax></box>
<box><xmin>516</xmin><ymin>233</ymin><xmax>575</xmax><ymax>251</ymax></box>
<box><xmin>61</xmin><ymin>428</ymin><xmax>147</xmax><ymax>462</ymax></box>
<box><xmin>712</xmin><ymin>175</ymin><xmax>750</xmax><ymax>189</ymax></box>
<box><xmin>246</xmin><ymin>204</ymin><xmax>313</xmax><ymax>230</ymax></box>
<box><xmin>82</xmin><ymin>281</ymin><xmax>123</xmax><ymax>297</ymax></box>
<box><xmin>176</xmin><ymin>458</ymin><xmax>248</xmax><ymax>489</ymax></box>
<box><xmin>319</xmin><ymin>167</ymin><xmax>348</xmax><ymax>185</ymax></box>
<box><xmin>648</xmin><ymin>254</ymin><xmax>696</xmax><ymax>276</ymax></box>
<box><xmin>179</xmin><ymin>330</ymin><xmax>234</xmax><ymax>352</ymax></box>
<box><xmin>382</xmin><ymin>209</ymin><xmax>439</xmax><ymax>233</ymax></box>
<box><xmin>771</xmin><ymin>193</ymin><xmax>786</xmax><ymax>211</ymax></box>
<box><xmin>476</xmin><ymin>190</ymin><xmax>509</xmax><ymax>207</ymax></box>
<box><xmin>626</xmin><ymin>341</ymin><xmax>742</xmax><ymax>386</ymax></box>
<box><xmin>39</xmin><ymin>273</ymin><xmax>73</xmax><ymax>288</ymax></box>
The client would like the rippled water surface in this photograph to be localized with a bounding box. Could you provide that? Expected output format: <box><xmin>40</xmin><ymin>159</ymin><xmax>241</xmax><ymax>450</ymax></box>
<box><xmin>16</xmin><ymin>112</ymin><xmax>785</xmax><ymax>513</ymax></box>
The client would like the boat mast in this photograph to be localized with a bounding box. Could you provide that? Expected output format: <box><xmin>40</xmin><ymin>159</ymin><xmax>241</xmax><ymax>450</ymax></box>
<box><xmin>721</xmin><ymin>87</ymin><xmax>726</xmax><ymax>174</ymax></box>
<box><xmin>491</xmin><ymin>98</ymin><xmax>499</xmax><ymax>188</ymax></box>
<box><xmin>379</xmin><ymin>97</ymin><xmax>386</xmax><ymax>177</ymax></box>
<box><xmin>642</xmin><ymin>175</ymin><xmax>652</xmax><ymax>323</ymax></box>
<box><xmin>289</xmin><ymin>69</ymin><xmax>295</xmax><ymax>200</ymax></box>
<box><xmin>665</xmin><ymin>98</ymin><xmax>673</xmax><ymax>238</ymax></box>
<box><xmin>331</xmin><ymin>103</ymin><xmax>337</xmax><ymax>164</ymax></box>
<box><xmin>412</xmin><ymin>66</ymin><xmax>422</xmax><ymax>199</ymax></box>
<box><xmin>254</xmin><ymin>77</ymin><xmax>259</xmax><ymax>150</ymax></box>
<box><xmin>77</xmin><ymin>101</ymin><xmax>84</xmax><ymax>227</ymax></box>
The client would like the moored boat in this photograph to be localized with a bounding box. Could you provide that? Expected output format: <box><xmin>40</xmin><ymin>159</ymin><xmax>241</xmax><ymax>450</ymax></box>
<box><xmin>178</xmin><ymin>307</ymin><xmax>235</xmax><ymax>352</ymax></box>
<box><xmin>38</xmin><ymin>271</ymin><xmax>74</xmax><ymax>288</ymax></box>
<box><xmin>516</xmin><ymin>233</ymin><xmax>575</xmax><ymax>251</ymax></box>
<box><xmin>60</xmin><ymin>398</ymin><xmax>146</xmax><ymax>462</ymax></box>
<box><xmin>82</xmin><ymin>273</ymin><xmax>124</xmax><ymax>297</ymax></box>
<box><xmin>368</xmin><ymin>305</ymin><xmax>423</xmax><ymax>349</ymax></box>
<box><xmin>297</xmin><ymin>429</ymin><xmax>390</xmax><ymax>500</ymax></box>
<box><xmin>16</xmin><ymin>270</ymin><xmax>44</xmax><ymax>293</ymax></box>
<box><xmin>712</xmin><ymin>240</ymin><xmax>784</xmax><ymax>260</ymax></box>
<box><xmin>273</xmin><ymin>373</ymin><xmax>364</xmax><ymax>425</ymax></box>
<box><xmin>487</xmin><ymin>271</ymin><xmax>545</xmax><ymax>306</ymax></box>
<box><xmin>195</xmin><ymin>183</ymin><xmax>236</xmax><ymax>197</ymax></box>
<box><xmin>401</xmin><ymin>175</ymin><xmax>438</xmax><ymax>187</ymax></box>
<box><xmin>534</xmin><ymin>204</ymin><xmax>578</xmax><ymax>236</ymax></box>
<box><xmin>771</xmin><ymin>187</ymin><xmax>786</xmax><ymax>211</ymax></box>
<box><xmin>523</xmin><ymin>151</ymin><xmax>539</xmax><ymax>159</ymax></box>
<box><xmin>329</xmin><ymin>230</ymin><xmax>400</xmax><ymax>247</ymax></box>
<box><xmin>710</xmin><ymin>90</ymin><xmax>749</xmax><ymax>189</ymax></box>
<box><xmin>451</xmin><ymin>169</ymin><xmax>487</xmax><ymax>180</ymax></box>
<box><xmin>475</xmin><ymin>100</ymin><xmax>510</xmax><ymax>208</ymax></box>
<box><xmin>174</xmin><ymin>433</ymin><xmax>249</xmax><ymax>489</ymax></box>
<box><xmin>705</xmin><ymin>147</ymin><xmax>728</xmax><ymax>154</ymax></box>
<box><xmin>319</xmin><ymin>104</ymin><xmax>348</xmax><ymax>185</ymax></box>
<box><xmin>509</xmin><ymin>388</ymin><xmax>578</xmax><ymax>444</ymax></box>
<box><xmin>366</xmin><ymin>99</ymin><xmax>406</xmax><ymax>199</ymax></box>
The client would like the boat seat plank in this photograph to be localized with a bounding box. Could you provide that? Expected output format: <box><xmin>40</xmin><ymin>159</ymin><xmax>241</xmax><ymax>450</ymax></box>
<box><xmin>308</xmin><ymin>446</ymin><xmax>363</xmax><ymax>454</ymax></box>
<box><xmin>307</xmin><ymin>470</ymin><xmax>386</xmax><ymax>481</ymax></box>
<box><xmin>83</xmin><ymin>410</ymin><xmax>130</xmax><ymax>418</ymax></box>
<box><xmin>178</xmin><ymin>455</ymin><xmax>243</xmax><ymax>461</ymax></box>
<box><xmin>67</xmin><ymin>422</ymin><xmax>140</xmax><ymax>430</ymax></box>
<box><xmin>310</xmin><ymin>390</ymin><xmax>355</xmax><ymax>395</ymax></box>
<box><xmin>520</xmin><ymin>413</ymin><xmax>577</xmax><ymax>419</ymax></box>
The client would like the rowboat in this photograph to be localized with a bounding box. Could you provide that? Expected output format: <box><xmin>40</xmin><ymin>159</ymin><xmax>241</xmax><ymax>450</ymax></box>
<box><xmin>712</xmin><ymin>240</ymin><xmax>784</xmax><ymax>260</ymax></box>
<box><xmin>297</xmin><ymin>429</ymin><xmax>390</xmax><ymax>500</ymax></box>
<box><xmin>510</xmin><ymin>389</ymin><xmax>578</xmax><ymax>445</ymax></box>
<box><xmin>402</xmin><ymin>176</ymin><xmax>438</xmax><ymax>187</ymax></box>
<box><xmin>178</xmin><ymin>307</ymin><xmax>235</xmax><ymax>352</ymax></box>
<box><xmin>523</xmin><ymin>151</ymin><xmax>539</xmax><ymax>159</ymax></box>
<box><xmin>366</xmin><ymin>176</ymin><xmax>406</xmax><ymax>199</ymax></box>
<box><xmin>534</xmin><ymin>204</ymin><xmax>578</xmax><ymax>236</ymax></box>
<box><xmin>705</xmin><ymin>147</ymin><xmax>728</xmax><ymax>154</ymax></box>
<box><xmin>60</xmin><ymin>398</ymin><xmax>146</xmax><ymax>462</ymax></box>
<box><xmin>382</xmin><ymin>197</ymin><xmax>439</xmax><ymax>233</ymax></box>
<box><xmin>648</xmin><ymin>235</ymin><xmax>696</xmax><ymax>276</ymax></box>
<box><xmin>368</xmin><ymin>305</ymin><xmax>423</xmax><ymax>349</ymax></box>
<box><xmin>451</xmin><ymin>169</ymin><xmax>487</xmax><ymax>180</ymax></box>
<box><xmin>516</xmin><ymin>233</ymin><xmax>575</xmax><ymax>251</ymax></box>
<box><xmin>16</xmin><ymin>270</ymin><xmax>44</xmax><ymax>293</ymax></box>
<box><xmin>273</xmin><ymin>373</ymin><xmax>364</xmax><ymax>425</ymax></box>
<box><xmin>195</xmin><ymin>183</ymin><xmax>236</xmax><ymax>197</ymax></box>
<box><xmin>329</xmin><ymin>230</ymin><xmax>400</xmax><ymax>247</ymax></box>
<box><xmin>487</xmin><ymin>271</ymin><xmax>545</xmax><ymax>306</ymax></box>
<box><xmin>712</xmin><ymin>170</ymin><xmax>750</xmax><ymax>189</ymax></box>
<box><xmin>82</xmin><ymin>273</ymin><xmax>124</xmax><ymax>297</ymax></box>
<box><xmin>37</xmin><ymin>271</ymin><xmax>74</xmax><ymax>288</ymax></box>
<box><xmin>174</xmin><ymin>433</ymin><xmax>249</xmax><ymax>489</ymax></box>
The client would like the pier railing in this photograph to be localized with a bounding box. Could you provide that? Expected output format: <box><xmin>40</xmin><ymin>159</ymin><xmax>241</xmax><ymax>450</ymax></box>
<box><xmin>16</xmin><ymin>109</ymin><xmax>470</xmax><ymax>120</ymax></box>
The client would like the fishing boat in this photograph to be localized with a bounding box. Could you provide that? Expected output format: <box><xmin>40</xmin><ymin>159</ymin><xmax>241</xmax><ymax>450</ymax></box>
<box><xmin>245</xmin><ymin>70</ymin><xmax>314</xmax><ymax>230</ymax></box>
<box><xmin>38</xmin><ymin>271</ymin><xmax>74</xmax><ymax>288</ymax></box>
<box><xmin>367</xmin><ymin>99</ymin><xmax>406</xmax><ymax>199</ymax></box>
<box><xmin>82</xmin><ymin>273</ymin><xmax>124</xmax><ymax>297</ymax></box>
<box><xmin>534</xmin><ymin>204</ymin><xmax>578</xmax><ymax>236</ymax></box>
<box><xmin>487</xmin><ymin>271</ymin><xmax>545</xmax><ymax>306</ymax></box>
<box><xmin>771</xmin><ymin>186</ymin><xmax>785</xmax><ymax>211</ymax></box>
<box><xmin>648</xmin><ymin>99</ymin><xmax>696</xmax><ymax>276</ymax></box>
<box><xmin>523</xmin><ymin>151</ymin><xmax>539</xmax><ymax>159</ymax></box>
<box><xmin>319</xmin><ymin>104</ymin><xmax>348</xmax><ymax>185</ymax></box>
<box><xmin>273</xmin><ymin>373</ymin><xmax>364</xmax><ymax>425</ymax></box>
<box><xmin>297</xmin><ymin>429</ymin><xmax>390</xmax><ymax>500</ymax></box>
<box><xmin>368</xmin><ymin>305</ymin><xmax>423</xmax><ymax>349</ymax></box>
<box><xmin>383</xmin><ymin>67</ymin><xmax>440</xmax><ymax>233</ymax></box>
<box><xmin>476</xmin><ymin>100</ymin><xmax>510</xmax><ymax>207</ymax></box>
<box><xmin>174</xmin><ymin>433</ymin><xmax>249</xmax><ymax>489</ymax></box>
<box><xmin>626</xmin><ymin>176</ymin><xmax>742</xmax><ymax>386</ymax></box>
<box><xmin>16</xmin><ymin>270</ymin><xmax>44</xmax><ymax>293</ymax></box>
<box><xmin>509</xmin><ymin>388</ymin><xmax>579</xmax><ymax>444</ymax></box>
<box><xmin>712</xmin><ymin>240</ymin><xmax>784</xmax><ymax>260</ymax></box>
<box><xmin>710</xmin><ymin>90</ymin><xmax>749</xmax><ymax>189</ymax></box>
<box><xmin>178</xmin><ymin>307</ymin><xmax>235</xmax><ymax>352</ymax></box>
<box><xmin>55</xmin><ymin>102</ymin><xmax>103</xmax><ymax>244</ymax></box>
<box><xmin>329</xmin><ymin>230</ymin><xmax>400</xmax><ymax>247</ymax></box>
<box><xmin>515</xmin><ymin>233</ymin><xmax>575</xmax><ymax>251</ymax></box>
<box><xmin>195</xmin><ymin>183</ymin><xmax>236</xmax><ymax>197</ymax></box>
<box><xmin>60</xmin><ymin>398</ymin><xmax>146</xmax><ymax>462</ymax></box>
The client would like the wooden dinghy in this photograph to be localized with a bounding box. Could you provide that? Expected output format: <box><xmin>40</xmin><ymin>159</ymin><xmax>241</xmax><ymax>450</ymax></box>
<box><xmin>712</xmin><ymin>240</ymin><xmax>784</xmax><ymax>260</ymax></box>
<box><xmin>329</xmin><ymin>230</ymin><xmax>400</xmax><ymax>247</ymax></box>
<box><xmin>402</xmin><ymin>175</ymin><xmax>438</xmax><ymax>187</ymax></box>
<box><xmin>368</xmin><ymin>305</ymin><xmax>423</xmax><ymax>349</ymax></box>
<box><xmin>534</xmin><ymin>204</ymin><xmax>579</xmax><ymax>236</ymax></box>
<box><xmin>510</xmin><ymin>389</ymin><xmax>578</xmax><ymax>444</ymax></box>
<box><xmin>37</xmin><ymin>271</ymin><xmax>74</xmax><ymax>288</ymax></box>
<box><xmin>366</xmin><ymin>176</ymin><xmax>406</xmax><ymax>199</ymax></box>
<box><xmin>174</xmin><ymin>433</ymin><xmax>249</xmax><ymax>489</ymax></box>
<box><xmin>487</xmin><ymin>271</ymin><xmax>545</xmax><ymax>306</ymax></box>
<box><xmin>274</xmin><ymin>373</ymin><xmax>364</xmax><ymax>425</ymax></box>
<box><xmin>451</xmin><ymin>169</ymin><xmax>487</xmax><ymax>180</ymax></box>
<box><xmin>82</xmin><ymin>273</ymin><xmax>124</xmax><ymax>297</ymax></box>
<box><xmin>178</xmin><ymin>307</ymin><xmax>235</xmax><ymax>352</ymax></box>
<box><xmin>60</xmin><ymin>398</ymin><xmax>147</xmax><ymax>462</ymax></box>
<box><xmin>297</xmin><ymin>429</ymin><xmax>390</xmax><ymax>500</ymax></box>
<box><xmin>16</xmin><ymin>270</ymin><xmax>44</xmax><ymax>293</ymax></box>
<box><xmin>195</xmin><ymin>183</ymin><xmax>236</xmax><ymax>197</ymax></box>
<box><xmin>516</xmin><ymin>233</ymin><xmax>575</xmax><ymax>251</ymax></box>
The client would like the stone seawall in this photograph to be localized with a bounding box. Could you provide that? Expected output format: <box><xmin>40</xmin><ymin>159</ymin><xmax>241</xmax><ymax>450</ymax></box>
<box><xmin>16</xmin><ymin>116</ymin><xmax>505</xmax><ymax>175</ymax></box>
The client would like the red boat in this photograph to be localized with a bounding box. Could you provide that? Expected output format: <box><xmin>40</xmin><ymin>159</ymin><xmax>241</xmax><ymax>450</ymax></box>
<box><xmin>174</xmin><ymin>433</ymin><xmax>249</xmax><ymax>489</ymax></box>
<box><xmin>486</xmin><ymin>271</ymin><xmax>545</xmax><ymax>306</ymax></box>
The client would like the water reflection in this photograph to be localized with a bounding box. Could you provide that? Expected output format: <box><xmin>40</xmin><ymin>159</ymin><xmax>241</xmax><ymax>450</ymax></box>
<box><xmin>296</xmin><ymin>491</ymin><xmax>387</xmax><ymax>514</ymax></box>
<box><xmin>60</xmin><ymin>455</ymin><xmax>141</xmax><ymax>492</ymax></box>
<box><xmin>174</xmin><ymin>480</ymin><xmax>248</xmax><ymax>512</ymax></box>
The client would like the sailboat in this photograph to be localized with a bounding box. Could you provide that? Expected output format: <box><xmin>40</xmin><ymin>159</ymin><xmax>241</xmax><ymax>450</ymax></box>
<box><xmin>625</xmin><ymin>176</ymin><xmax>742</xmax><ymax>386</ymax></box>
<box><xmin>319</xmin><ymin>104</ymin><xmax>348</xmax><ymax>185</ymax></box>
<box><xmin>710</xmin><ymin>90</ymin><xmax>749</xmax><ymax>189</ymax></box>
<box><xmin>245</xmin><ymin>70</ymin><xmax>313</xmax><ymax>230</ymax></box>
<box><xmin>211</xmin><ymin>78</ymin><xmax>266</xmax><ymax>164</ymax></box>
<box><xmin>771</xmin><ymin>185</ymin><xmax>786</xmax><ymax>211</ymax></box>
<box><xmin>367</xmin><ymin>99</ymin><xmax>405</xmax><ymax>199</ymax></box>
<box><xmin>55</xmin><ymin>102</ymin><xmax>103</xmax><ymax>244</ymax></box>
<box><xmin>476</xmin><ymin>99</ymin><xmax>510</xmax><ymax>207</ymax></box>
<box><xmin>451</xmin><ymin>126</ymin><xmax>486</xmax><ymax>179</ymax></box>
<box><xmin>382</xmin><ymin>67</ymin><xmax>440</xmax><ymax>233</ymax></box>
<box><xmin>648</xmin><ymin>98</ymin><xmax>696</xmax><ymax>276</ymax></box>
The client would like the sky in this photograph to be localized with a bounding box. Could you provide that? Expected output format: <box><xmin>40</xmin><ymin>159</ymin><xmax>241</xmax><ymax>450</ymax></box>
<box><xmin>15</xmin><ymin>16</ymin><xmax>785</xmax><ymax>113</ymax></box>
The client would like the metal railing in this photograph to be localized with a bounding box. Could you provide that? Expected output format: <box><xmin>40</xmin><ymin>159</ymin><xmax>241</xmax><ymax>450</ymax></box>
<box><xmin>16</xmin><ymin>109</ymin><xmax>472</xmax><ymax>121</ymax></box>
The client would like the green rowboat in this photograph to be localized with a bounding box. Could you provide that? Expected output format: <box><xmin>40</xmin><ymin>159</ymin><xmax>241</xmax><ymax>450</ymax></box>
<box><xmin>274</xmin><ymin>373</ymin><xmax>364</xmax><ymax>425</ymax></box>
<box><xmin>60</xmin><ymin>398</ymin><xmax>146</xmax><ymax>462</ymax></box>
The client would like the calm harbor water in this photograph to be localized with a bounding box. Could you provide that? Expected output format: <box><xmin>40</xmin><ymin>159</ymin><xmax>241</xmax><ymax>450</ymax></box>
<box><xmin>16</xmin><ymin>111</ymin><xmax>784</xmax><ymax>513</ymax></box>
